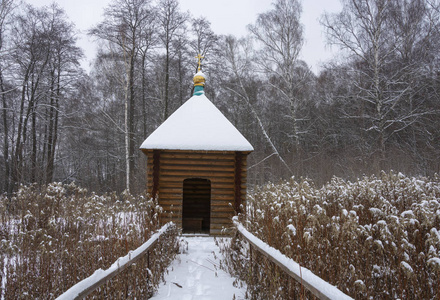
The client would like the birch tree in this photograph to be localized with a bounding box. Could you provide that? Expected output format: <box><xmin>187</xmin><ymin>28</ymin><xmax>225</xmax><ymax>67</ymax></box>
<box><xmin>322</xmin><ymin>0</ymin><xmax>440</xmax><ymax>170</ymax></box>
<box><xmin>90</xmin><ymin>0</ymin><xmax>155</xmax><ymax>193</ymax></box>
<box><xmin>222</xmin><ymin>35</ymin><xmax>293</xmax><ymax>176</ymax></box>
<box><xmin>248</xmin><ymin>0</ymin><xmax>307</xmax><ymax>150</ymax></box>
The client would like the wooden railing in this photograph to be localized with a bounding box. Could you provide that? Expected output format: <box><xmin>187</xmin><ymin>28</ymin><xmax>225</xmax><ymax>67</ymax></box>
<box><xmin>233</xmin><ymin>218</ymin><xmax>353</xmax><ymax>300</ymax></box>
<box><xmin>56</xmin><ymin>223</ymin><xmax>174</xmax><ymax>300</ymax></box>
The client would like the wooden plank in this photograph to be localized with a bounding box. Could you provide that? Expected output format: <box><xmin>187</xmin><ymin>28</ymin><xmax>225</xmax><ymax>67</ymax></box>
<box><xmin>160</xmin><ymin>169</ymin><xmax>234</xmax><ymax>176</ymax></box>
<box><xmin>210</xmin><ymin>206</ymin><xmax>235</xmax><ymax>213</ymax></box>
<box><xmin>160</xmin><ymin>164</ymin><xmax>235</xmax><ymax>172</ymax></box>
<box><xmin>160</xmin><ymin>155</ymin><xmax>233</xmax><ymax>161</ymax></box>
<box><xmin>155</xmin><ymin>181</ymin><xmax>246</xmax><ymax>189</ymax></box>
<box><xmin>159</xmin><ymin>173</ymin><xmax>235</xmax><ymax>179</ymax></box>
<box><xmin>159</xmin><ymin>194</ymin><xmax>232</xmax><ymax>201</ymax></box>
<box><xmin>210</xmin><ymin>211</ymin><xmax>234</xmax><ymax>218</ymax></box>
<box><xmin>158</xmin><ymin>199</ymin><xmax>181</xmax><ymax>206</ymax></box>
<box><xmin>160</xmin><ymin>158</ymin><xmax>237</xmax><ymax>166</ymax></box>
<box><xmin>211</xmin><ymin>217</ymin><xmax>234</xmax><ymax>224</ymax></box>
<box><xmin>160</xmin><ymin>150</ymin><xmax>236</xmax><ymax>156</ymax></box>
<box><xmin>159</xmin><ymin>176</ymin><xmax>235</xmax><ymax>184</ymax></box>
<box><xmin>160</xmin><ymin>170</ymin><xmax>233</xmax><ymax>178</ymax></box>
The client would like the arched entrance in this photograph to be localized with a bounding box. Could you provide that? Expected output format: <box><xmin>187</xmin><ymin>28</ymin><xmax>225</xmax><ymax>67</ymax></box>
<box><xmin>182</xmin><ymin>178</ymin><xmax>211</xmax><ymax>233</ymax></box>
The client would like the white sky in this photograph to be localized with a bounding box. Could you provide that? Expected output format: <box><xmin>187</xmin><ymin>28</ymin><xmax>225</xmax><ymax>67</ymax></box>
<box><xmin>30</xmin><ymin>0</ymin><xmax>342</xmax><ymax>74</ymax></box>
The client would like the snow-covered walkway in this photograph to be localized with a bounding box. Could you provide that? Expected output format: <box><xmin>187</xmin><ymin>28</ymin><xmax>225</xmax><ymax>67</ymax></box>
<box><xmin>150</xmin><ymin>236</ymin><xmax>246</xmax><ymax>300</ymax></box>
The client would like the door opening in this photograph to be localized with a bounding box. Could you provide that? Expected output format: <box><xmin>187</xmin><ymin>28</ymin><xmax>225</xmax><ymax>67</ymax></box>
<box><xmin>182</xmin><ymin>178</ymin><xmax>211</xmax><ymax>233</ymax></box>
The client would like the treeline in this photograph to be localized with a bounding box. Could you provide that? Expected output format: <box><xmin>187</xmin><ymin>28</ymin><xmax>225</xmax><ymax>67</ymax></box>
<box><xmin>1</xmin><ymin>0</ymin><xmax>440</xmax><ymax>195</ymax></box>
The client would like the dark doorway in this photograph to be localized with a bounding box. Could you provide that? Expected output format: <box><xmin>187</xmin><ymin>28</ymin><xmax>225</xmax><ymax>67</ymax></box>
<box><xmin>182</xmin><ymin>178</ymin><xmax>211</xmax><ymax>233</ymax></box>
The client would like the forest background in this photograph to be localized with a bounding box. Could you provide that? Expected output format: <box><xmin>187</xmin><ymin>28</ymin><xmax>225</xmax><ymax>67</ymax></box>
<box><xmin>1</xmin><ymin>0</ymin><xmax>440</xmax><ymax>195</ymax></box>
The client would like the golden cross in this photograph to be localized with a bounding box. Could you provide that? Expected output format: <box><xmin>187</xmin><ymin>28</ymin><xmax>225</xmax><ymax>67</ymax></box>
<box><xmin>195</xmin><ymin>54</ymin><xmax>204</xmax><ymax>71</ymax></box>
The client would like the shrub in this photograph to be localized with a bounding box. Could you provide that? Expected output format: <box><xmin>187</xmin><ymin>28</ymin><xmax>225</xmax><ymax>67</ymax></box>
<box><xmin>222</xmin><ymin>172</ymin><xmax>440</xmax><ymax>299</ymax></box>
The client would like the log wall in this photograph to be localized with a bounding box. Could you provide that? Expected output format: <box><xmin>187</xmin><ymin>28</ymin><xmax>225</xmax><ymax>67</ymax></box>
<box><xmin>143</xmin><ymin>149</ymin><xmax>249</xmax><ymax>235</ymax></box>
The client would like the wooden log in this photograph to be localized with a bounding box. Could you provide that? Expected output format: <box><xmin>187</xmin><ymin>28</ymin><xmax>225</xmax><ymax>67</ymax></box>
<box><xmin>159</xmin><ymin>174</ymin><xmax>235</xmax><ymax>181</ymax></box>
<box><xmin>160</xmin><ymin>158</ymin><xmax>237</xmax><ymax>166</ymax></box>
<box><xmin>210</xmin><ymin>211</ymin><xmax>234</xmax><ymax>218</ymax></box>
<box><xmin>160</xmin><ymin>164</ymin><xmax>235</xmax><ymax>172</ymax></box>
<box><xmin>153</xmin><ymin>181</ymin><xmax>246</xmax><ymax>189</ymax></box>
<box><xmin>160</xmin><ymin>170</ymin><xmax>233</xmax><ymax>178</ymax></box>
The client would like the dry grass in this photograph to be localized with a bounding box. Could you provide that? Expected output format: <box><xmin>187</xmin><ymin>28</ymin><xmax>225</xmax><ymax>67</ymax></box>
<box><xmin>0</xmin><ymin>182</ymin><xmax>179</xmax><ymax>299</ymax></box>
<box><xmin>222</xmin><ymin>172</ymin><xmax>440</xmax><ymax>299</ymax></box>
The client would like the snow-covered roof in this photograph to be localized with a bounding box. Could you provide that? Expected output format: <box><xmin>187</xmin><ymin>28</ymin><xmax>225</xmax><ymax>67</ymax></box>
<box><xmin>140</xmin><ymin>94</ymin><xmax>254</xmax><ymax>152</ymax></box>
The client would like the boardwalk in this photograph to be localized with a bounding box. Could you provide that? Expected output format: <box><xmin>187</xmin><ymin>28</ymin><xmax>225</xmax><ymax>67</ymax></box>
<box><xmin>150</xmin><ymin>236</ymin><xmax>246</xmax><ymax>300</ymax></box>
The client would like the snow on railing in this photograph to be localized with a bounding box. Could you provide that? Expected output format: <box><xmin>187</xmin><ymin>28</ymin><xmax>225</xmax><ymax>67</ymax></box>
<box><xmin>56</xmin><ymin>222</ymin><xmax>174</xmax><ymax>300</ymax></box>
<box><xmin>233</xmin><ymin>217</ymin><xmax>353</xmax><ymax>300</ymax></box>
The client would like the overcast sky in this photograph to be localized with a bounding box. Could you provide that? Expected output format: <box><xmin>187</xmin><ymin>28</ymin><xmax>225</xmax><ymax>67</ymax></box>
<box><xmin>31</xmin><ymin>0</ymin><xmax>342</xmax><ymax>74</ymax></box>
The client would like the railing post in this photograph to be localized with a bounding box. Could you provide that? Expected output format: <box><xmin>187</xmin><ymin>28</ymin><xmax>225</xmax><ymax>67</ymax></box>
<box><xmin>249</xmin><ymin>243</ymin><xmax>253</xmax><ymax>295</ymax></box>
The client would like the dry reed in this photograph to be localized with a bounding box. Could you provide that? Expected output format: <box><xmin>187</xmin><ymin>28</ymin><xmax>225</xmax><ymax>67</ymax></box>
<box><xmin>221</xmin><ymin>172</ymin><xmax>440</xmax><ymax>299</ymax></box>
<box><xmin>0</xmin><ymin>182</ymin><xmax>179</xmax><ymax>299</ymax></box>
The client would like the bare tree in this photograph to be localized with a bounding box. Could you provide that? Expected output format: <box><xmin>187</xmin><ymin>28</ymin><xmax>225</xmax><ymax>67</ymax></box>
<box><xmin>189</xmin><ymin>17</ymin><xmax>218</xmax><ymax>70</ymax></box>
<box><xmin>248</xmin><ymin>0</ymin><xmax>307</xmax><ymax>150</ymax></box>
<box><xmin>222</xmin><ymin>35</ymin><xmax>293</xmax><ymax>176</ymax></box>
<box><xmin>90</xmin><ymin>0</ymin><xmax>155</xmax><ymax>193</ymax></box>
<box><xmin>0</xmin><ymin>3</ymin><xmax>83</xmax><ymax>192</ymax></box>
<box><xmin>322</xmin><ymin>0</ymin><xmax>440</xmax><ymax>170</ymax></box>
<box><xmin>188</xmin><ymin>17</ymin><xmax>219</xmax><ymax>97</ymax></box>
<box><xmin>0</xmin><ymin>0</ymin><xmax>16</xmax><ymax>194</ymax></box>
<box><xmin>10</xmin><ymin>5</ymin><xmax>53</xmax><ymax>189</ymax></box>
<box><xmin>43</xmin><ymin>4</ymin><xmax>83</xmax><ymax>184</ymax></box>
<box><xmin>157</xmin><ymin>0</ymin><xmax>188</xmax><ymax>121</ymax></box>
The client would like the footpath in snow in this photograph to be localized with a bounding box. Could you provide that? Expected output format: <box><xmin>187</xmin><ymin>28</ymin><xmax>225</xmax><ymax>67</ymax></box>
<box><xmin>150</xmin><ymin>236</ymin><xmax>246</xmax><ymax>300</ymax></box>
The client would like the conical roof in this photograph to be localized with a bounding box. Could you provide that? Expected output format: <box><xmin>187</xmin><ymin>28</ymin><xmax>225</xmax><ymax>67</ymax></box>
<box><xmin>140</xmin><ymin>94</ymin><xmax>253</xmax><ymax>152</ymax></box>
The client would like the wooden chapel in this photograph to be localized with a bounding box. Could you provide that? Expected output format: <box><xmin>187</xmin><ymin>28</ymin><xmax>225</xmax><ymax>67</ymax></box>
<box><xmin>140</xmin><ymin>56</ymin><xmax>253</xmax><ymax>235</ymax></box>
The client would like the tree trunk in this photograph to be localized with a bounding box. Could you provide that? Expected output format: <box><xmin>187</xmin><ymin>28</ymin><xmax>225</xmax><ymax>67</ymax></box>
<box><xmin>0</xmin><ymin>66</ymin><xmax>10</xmax><ymax>194</ymax></box>
<box><xmin>163</xmin><ymin>41</ymin><xmax>170</xmax><ymax>121</ymax></box>
<box><xmin>45</xmin><ymin>66</ymin><xmax>60</xmax><ymax>184</ymax></box>
<box><xmin>31</xmin><ymin>89</ymin><xmax>37</xmax><ymax>183</ymax></box>
<box><xmin>124</xmin><ymin>72</ymin><xmax>130</xmax><ymax>193</ymax></box>
<box><xmin>128</xmin><ymin>50</ymin><xmax>135</xmax><ymax>193</ymax></box>
<box><xmin>141</xmin><ymin>50</ymin><xmax>147</xmax><ymax>138</ymax></box>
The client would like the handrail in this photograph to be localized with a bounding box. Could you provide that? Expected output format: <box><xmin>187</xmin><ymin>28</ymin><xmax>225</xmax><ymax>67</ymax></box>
<box><xmin>56</xmin><ymin>222</ymin><xmax>174</xmax><ymax>300</ymax></box>
<box><xmin>233</xmin><ymin>218</ymin><xmax>353</xmax><ymax>300</ymax></box>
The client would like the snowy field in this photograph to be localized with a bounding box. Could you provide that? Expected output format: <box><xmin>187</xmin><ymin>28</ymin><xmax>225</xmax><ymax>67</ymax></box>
<box><xmin>151</xmin><ymin>236</ymin><xmax>246</xmax><ymax>300</ymax></box>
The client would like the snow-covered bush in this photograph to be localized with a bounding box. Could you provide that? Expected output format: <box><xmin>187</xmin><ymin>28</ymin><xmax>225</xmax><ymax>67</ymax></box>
<box><xmin>0</xmin><ymin>183</ymin><xmax>178</xmax><ymax>298</ymax></box>
<box><xmin>223</xmin><ymin>172</ymin><xmax>440</xmax><ymax>299</ymax></box>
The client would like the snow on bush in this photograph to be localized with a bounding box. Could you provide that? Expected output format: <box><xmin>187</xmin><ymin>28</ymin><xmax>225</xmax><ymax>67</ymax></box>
<box><xmin>0</xmin><ymin>183</ymin><xmax>178</xmax><ymax>299</ymax></box>
<box><xmin>223</xmin><ymin>172</ymin><xmax>440</xmax><ymax>299</ymax></box>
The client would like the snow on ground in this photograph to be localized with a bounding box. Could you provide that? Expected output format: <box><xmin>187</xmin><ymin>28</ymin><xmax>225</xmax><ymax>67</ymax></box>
<box><xmin>150</xmin><ymin>236</ymin><xmax>246</xmax><ymax>300</ymax></box>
